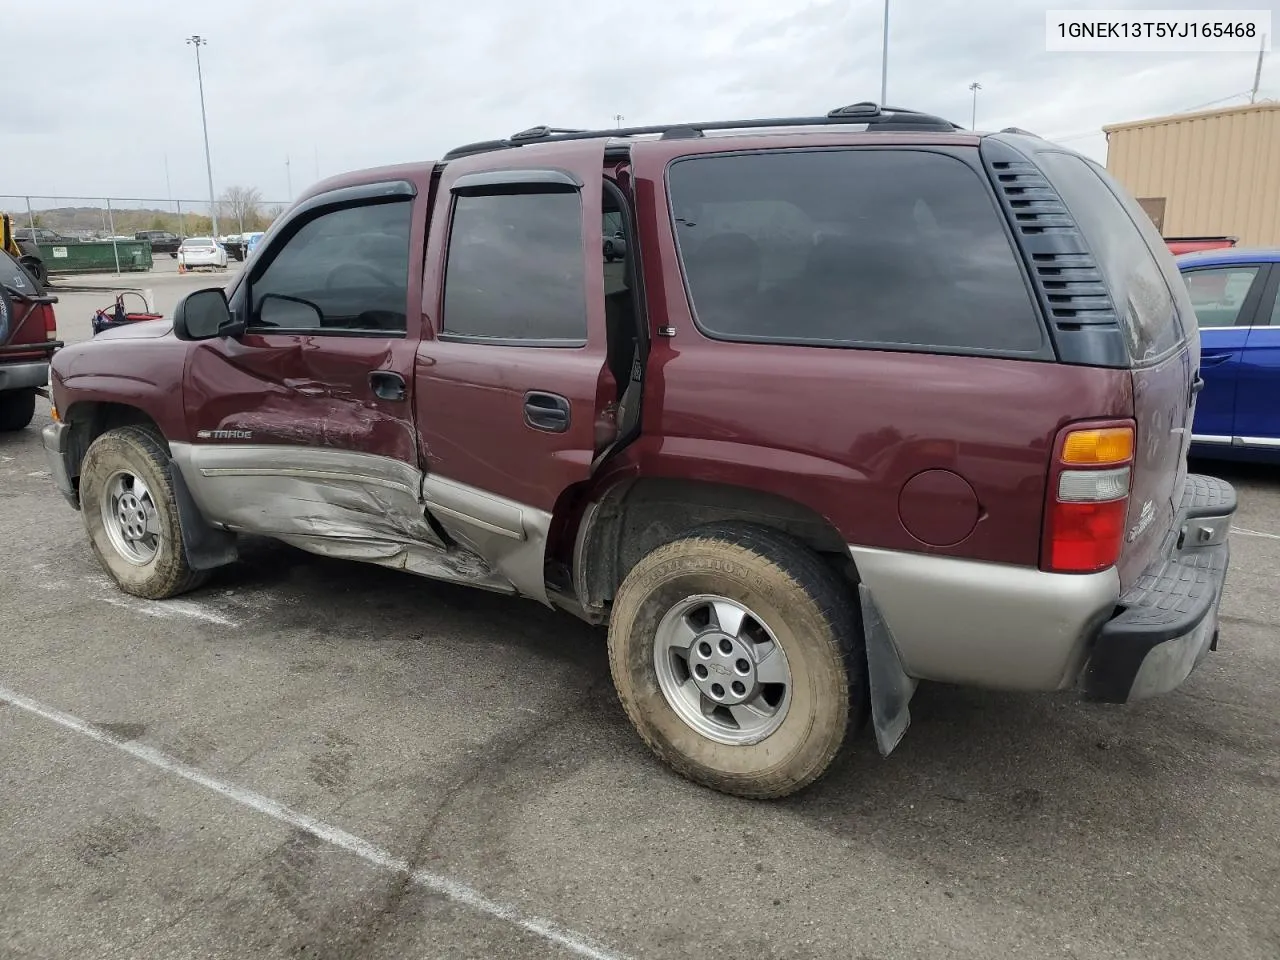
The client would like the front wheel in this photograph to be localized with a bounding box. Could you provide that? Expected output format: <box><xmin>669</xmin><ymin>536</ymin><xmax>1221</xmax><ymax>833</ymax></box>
<box><xmin>0</xmin><ymin>389</ymin><xmax>36</xmax><ymax>431</ymax></box>
<box><xmin>608</xmin><ymin>523</ymin><xmax>865</xmax><ymax>799</ymax></box>
<box><xmin>78</xmin><ymin>425</ymin><xmax>208</xmax><ymax>599</ymax></box>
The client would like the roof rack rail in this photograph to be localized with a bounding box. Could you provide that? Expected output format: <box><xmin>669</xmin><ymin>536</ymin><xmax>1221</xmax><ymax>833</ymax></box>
<box><xmin>442</xmin><ymin>102</ymin><xmax>963</xmax><ymax>160</ymax></box>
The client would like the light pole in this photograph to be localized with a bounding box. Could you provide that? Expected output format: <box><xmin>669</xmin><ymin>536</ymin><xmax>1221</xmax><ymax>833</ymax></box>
<box><xmin>969</xmin><ymin>81</ymin><xmax>982</xmax><ymax>130</ymax></box>
<box><xmin>880</xmin><ymin>0</ymin><xmax>890</xmax><ymax>104</ymax></box>
<box><xmin>186</xmin><ymin>35</ymin><xmax>218</xmax><ymax>238</ymax></box>
<box><xmin>614</xmin><ymin>114</ymin><xmax>624</xmax><ymax>130</ymax></box>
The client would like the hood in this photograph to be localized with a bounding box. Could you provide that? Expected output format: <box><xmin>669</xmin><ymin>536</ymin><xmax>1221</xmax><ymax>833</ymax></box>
<box><xmin>94</xmin><ymin>319</ymin><xmax>175</xmax><ymax>341</ymax></box>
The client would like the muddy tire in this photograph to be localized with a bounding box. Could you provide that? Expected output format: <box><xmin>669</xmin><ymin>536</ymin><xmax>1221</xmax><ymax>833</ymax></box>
<box><xmin>79</xmin><ymin>425</ymin><xmax>208</xmax><ymax>599</ymax></box>
<box><xmin>608</xmin><ymin>522</ymin><xmax>865</xmax><ymax>799</ymax></box>
<box><xmin>0</xmin><ymin>389</ymin><xmax>36</xmax><ymax>432</ymax></box>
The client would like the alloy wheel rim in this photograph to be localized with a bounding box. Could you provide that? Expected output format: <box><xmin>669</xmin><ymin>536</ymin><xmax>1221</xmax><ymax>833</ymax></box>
<box><xmin>99</xmin><ymin>470</ymin><xmax>161</xmax><ymax>565</ymax></box>
<box><xmin>652</xmin><ymin>594</ymin><xmax>792</xmax><ymax>745</ymax></box>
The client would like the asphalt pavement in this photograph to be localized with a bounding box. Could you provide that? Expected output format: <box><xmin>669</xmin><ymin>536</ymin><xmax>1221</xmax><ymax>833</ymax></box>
<box><xmin>1</xmin><ymin>268</ymin><xmax>1277</xmax><ymax>959</ymax></box>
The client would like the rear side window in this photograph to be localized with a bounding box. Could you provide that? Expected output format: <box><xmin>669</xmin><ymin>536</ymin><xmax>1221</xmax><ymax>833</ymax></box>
<box><xmin>1035</xmin><ymin>152</ymin><xmax>1183</xmax><ymax>363</ymax></box>
<box><xmin>443</xmin><ymin>193</ymin><xmax>586</xmax><ymax>343</ymax></box>
<box><xmin>1183</xmin><ymin>266</ymin><xmax>1260</xmax><ymax>328</ymax></box>
<box><xmin>668</xmin><ymin>149</ymin><xmax>1043</xmax><ymax>354</ymax></box>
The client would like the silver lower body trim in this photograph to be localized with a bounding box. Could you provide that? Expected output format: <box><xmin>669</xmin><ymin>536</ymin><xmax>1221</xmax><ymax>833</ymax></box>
<box><xmin>170</xmin><ymin>443</ymin><xmax>514</xmax><ymax>593</ymax></box>
<box><xmin>848</xmin><ymin>546</ymin><xmax>1120</xmax><ymax>691</ymax></box>
<box><xmin>1192</xmin><ymin>434</ymin><xmax>1280</xmax><ymax>449</ymax></box>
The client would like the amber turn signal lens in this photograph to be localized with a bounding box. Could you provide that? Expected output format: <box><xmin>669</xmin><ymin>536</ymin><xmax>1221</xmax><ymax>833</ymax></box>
<box><xmin>1061</xmin><ymin>427</ymin><xmax>1133</xmax><ymax>465</ymax></box>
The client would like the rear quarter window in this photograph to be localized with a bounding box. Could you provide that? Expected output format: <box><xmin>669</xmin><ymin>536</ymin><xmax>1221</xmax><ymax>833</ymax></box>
<box><xmin>668</xmin><ymin>149</ymin><xmax>1046</xmax><ymax>355</ymax></box>
<box><xmin>1034</xmin><ymin>152</ymin><xmax>1185</xmax><ymax>363</ymax></box>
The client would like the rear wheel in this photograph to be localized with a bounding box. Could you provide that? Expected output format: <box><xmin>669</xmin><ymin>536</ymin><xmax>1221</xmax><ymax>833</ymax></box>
<box><xmin>78</xmin><ymin>425</ymin><xmax>208</xmax><ymax>599</ymax></box>
<box><xmin>608</xmin><ymin>522</ymin><xmax>865</xmax><ymax>798</ymax></box>
<box><xmin>0</xmin><ymin>389</ymin><xmax>36</xmax><ymax>431</ymax></box>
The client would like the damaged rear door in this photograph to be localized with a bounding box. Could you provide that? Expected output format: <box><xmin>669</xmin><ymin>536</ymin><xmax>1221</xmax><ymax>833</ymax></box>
<box><xmin>178</xmin><ymin>177</ymin><xmax>467</xmax><ymax>577</ymax></box>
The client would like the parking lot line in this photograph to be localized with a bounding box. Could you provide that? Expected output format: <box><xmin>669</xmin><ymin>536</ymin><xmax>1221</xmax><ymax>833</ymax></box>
<box><xmin>0</xmin><ymin>682</ymin><xmax>629</xmax><ymax>960</ymax></box>
<box><xmin>1233</xmin><ymin>527</ymin><xmax>1280</xmax><ymax>541</ymax></box>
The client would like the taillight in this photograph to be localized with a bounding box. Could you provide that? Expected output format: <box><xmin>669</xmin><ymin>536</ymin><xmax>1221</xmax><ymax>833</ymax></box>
<box><xmin>41</xmin><ymin>304</ymin><xmax>57</xmax><ymax>341</ymax></box>
<box><xmin>1042</xmin><ymin>421</ymin><xmax>1134</xmax><ymax>574</ymax></box>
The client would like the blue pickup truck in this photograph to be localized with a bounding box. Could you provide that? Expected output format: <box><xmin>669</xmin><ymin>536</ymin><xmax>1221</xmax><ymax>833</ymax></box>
<box><xmin>1181</xmin><ymin>248</ymin><xmax>1280</xmax><ymax>460</ymax></box>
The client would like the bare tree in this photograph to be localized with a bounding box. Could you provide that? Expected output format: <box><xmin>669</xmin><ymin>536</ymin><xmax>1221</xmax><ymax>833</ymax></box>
<box><xmin>219</xmin><ymin>186</ymin><xmax>264</xmax><ymax>234</ymax></box>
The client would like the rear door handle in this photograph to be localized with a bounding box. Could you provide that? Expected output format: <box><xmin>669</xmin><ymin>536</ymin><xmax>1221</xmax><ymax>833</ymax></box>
<box><xmin>369</xmin><ymin>370</ymin><xmax>406</xmax><ymax>401</ymax></box>
<box><xmin>524</xmin><ymin>391</ymin><xmax>570</xmax><ymax>433</ymax></box>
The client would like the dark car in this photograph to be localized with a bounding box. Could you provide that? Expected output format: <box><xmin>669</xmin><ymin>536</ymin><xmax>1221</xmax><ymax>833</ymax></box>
<box><xmin>1179</xmin><ymin>247</ymin><xmax>1280</xmax><ymax>459</ymax></box>
<box><xmin>135</xmin><ymin>230</ymin><xmax>182</xmax><ymax>258</ymax></box>
<box><xmin>0</xmin><ymin>247</ymin><xmax>60</xmax><ymax>430</ymax></box>
<box><xmin>41</xmin><ymin>103</ymin><xmax>1235</xmax><ymax>799</ymax></box>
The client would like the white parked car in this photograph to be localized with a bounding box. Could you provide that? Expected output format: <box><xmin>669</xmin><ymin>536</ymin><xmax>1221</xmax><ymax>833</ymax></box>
<box><xmin>177</xmin><ymin>237</ymin><xmax>228</xmax><ymax>271</ymax></box>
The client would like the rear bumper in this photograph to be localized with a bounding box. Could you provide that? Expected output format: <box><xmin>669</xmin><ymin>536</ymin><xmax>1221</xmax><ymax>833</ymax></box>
<box><xmin>847</xmin><ymin>474</ymin><xmax>1235</xmax><ymax>697</ymax></box>
<box><xmin>1081</xmin><ymin>474</ymin><xmax>1235</xmax><ymax>703</ymax></box>
<box><xmin>0</xmin><ymin>360</ymin><xmax>49</xmax><ymax>392</ymax></box>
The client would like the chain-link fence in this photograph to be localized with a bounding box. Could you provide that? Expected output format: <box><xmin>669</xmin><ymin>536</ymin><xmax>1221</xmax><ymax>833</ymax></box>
<box><xmin>1</xmin><ymin>195</ymin><xmax>290</xmax><ymax>242</ymax></box>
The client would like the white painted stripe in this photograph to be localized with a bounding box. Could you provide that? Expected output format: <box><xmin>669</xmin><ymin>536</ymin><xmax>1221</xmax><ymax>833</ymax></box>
<box><xmin>1233</xmin><ymin>527</ymin><xmax>1280</xmax><ymax>542</ymax></box>
<box><xmin>0</xmin><ymin>684</ymin><xmax>627</xmax><ymax>960</ymax></box>
<box><xmin>101</xmin><ymin>596</ymin><xmax>239</xmax><ymax>627</ymax></box>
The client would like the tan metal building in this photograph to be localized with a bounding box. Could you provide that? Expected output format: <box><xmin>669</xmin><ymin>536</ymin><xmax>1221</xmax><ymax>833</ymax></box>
<box><xmin>1104</xmin><ymin>102</ymin><xmax>1280</xmax><ymax>246</ymax></box>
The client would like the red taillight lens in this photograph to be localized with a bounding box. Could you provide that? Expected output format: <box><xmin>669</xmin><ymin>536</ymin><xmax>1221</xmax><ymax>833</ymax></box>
<box><xmin>1042</xmin><ymin>421</ymin><xmax>1135</xmax><ymax>574</ymax></box>
<box><xmin>1046</xmin><ymin>498</ymin><xmax>1128</xmax><ymax>572</ymax></box>
<box><xmin>40</xmin><ymin>303</ymin><xmax>57</xmax><ymax>340</ymax></box>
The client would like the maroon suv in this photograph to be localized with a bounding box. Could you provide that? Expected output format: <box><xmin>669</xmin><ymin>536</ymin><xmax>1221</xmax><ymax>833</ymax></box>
<box><xmin>1</xmin><ymin>248</ymin><xmax>60</xmax><ymax>431</ymax></box>
<box><xmin>42</xmin><ymin>104</ymin><xmax>1236</xmax><ymax>798</ymax></box>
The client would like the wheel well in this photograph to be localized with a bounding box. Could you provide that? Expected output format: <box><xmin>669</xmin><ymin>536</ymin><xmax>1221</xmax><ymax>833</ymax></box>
<box><xmin>573</xmin><ymin>477</ymin><xmax>852</xmax><ymax>616</ymax></box>
<box><xmin>63</xmin><ymin>402</ymin><xmax>164</xmax><ymax>489</ymax></box>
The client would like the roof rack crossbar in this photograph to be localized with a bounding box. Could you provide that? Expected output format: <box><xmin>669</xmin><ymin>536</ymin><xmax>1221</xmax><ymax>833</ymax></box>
<box><xmin>442</xmin><ymin>102</ymin><xmax>962</xmax><ymax>160</ymax></box>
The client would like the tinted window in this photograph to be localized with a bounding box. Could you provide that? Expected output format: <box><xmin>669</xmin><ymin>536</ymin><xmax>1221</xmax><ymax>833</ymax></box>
<box><xmin>1036</xmin><ymin>152</ymin><xmax>1183</xmax><ymax>362</ymax></box>
<box><xmin>442</xmin><ymin>192</ymin><xmax>585</xmax><ymax>342</ymax></box>
<box><xmin>0</xmin><ymin>249</ymin><xmax>39</xmax><ymax>298</ymax></box>
<box><xmin>1183</xmin><ymin>267</ymin><xmax>1260</xmax><ymax>328</ymax></box>
<box><xmin>668</xmin><ymin>149</ymin><xmax>1042</xmax><ymax>353</ymax></box>
<box><xmin>250</xmin><ymin>201</ymin><xmax>411</xmax><ymax>334</ymax></box>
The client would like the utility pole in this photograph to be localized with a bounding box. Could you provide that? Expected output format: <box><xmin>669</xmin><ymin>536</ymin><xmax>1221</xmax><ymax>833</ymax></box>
<box><xmin>186</xmin><ymin>35</ymin><xmax>218</xmax><ymax>238</ymax></box>
<box><xmin>1250</xmin><ymin>34</ymin><xmax>1266</xmax><ymax>103</ymax></box>
<box><xmin>614</xmin><ymin>114</ymin><xmax>624</xmax><ymax>129</ymax></box>
<box><xmin>969</xmin><ymin>81</ymin><xmax>982</xmax><ymax>130</ymax></box>
<box><xmin>285</xmin><ymin>155</ymin><xmax>292</xmax><ymax>199</ymax></box>
<box><xmin>880</xmin><ymin>0</ymin><xmax>890</xmax><ymax>104</ymax></box>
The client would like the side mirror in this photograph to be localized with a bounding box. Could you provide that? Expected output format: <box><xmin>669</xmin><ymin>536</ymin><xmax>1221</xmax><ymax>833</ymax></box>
<box><xmin>172</xmin><ymin>288</ymin><xmax>233</xmax><ymax>341</ymax></box>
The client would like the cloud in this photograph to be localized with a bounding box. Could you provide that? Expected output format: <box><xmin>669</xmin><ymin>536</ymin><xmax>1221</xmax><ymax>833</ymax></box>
<box><xmin>2</xmin><ymin>0</ymin><xmax>1269</xmax><ymax>205</ymax></box>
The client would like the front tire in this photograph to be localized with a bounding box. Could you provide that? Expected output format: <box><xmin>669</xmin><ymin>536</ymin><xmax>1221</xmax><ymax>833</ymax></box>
<box><xmin>0</xmin><ymin>389</ymin><xmax>36</xmax><ymax>431</ymax></box>
<box><xmin>78</xmin><ymin>425</ymin><xmax>208</xmax><ymax>599</ymax></box>
<box><xmin>608</xmin><ymin>523</ymin><xmax>865</xmax><ymax>799</ymax></box>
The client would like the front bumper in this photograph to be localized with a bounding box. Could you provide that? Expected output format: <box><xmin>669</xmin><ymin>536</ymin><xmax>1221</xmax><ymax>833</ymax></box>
<box><xmin>0</xmin><ymin>360</ymin><xmax>49</xmax><ymax>392</ymax></box>
<box><xmin>1081</xmin><ymin>474</ymin><xmax>1235</xmax><ymax>703</ymax></box>
<box><xmin>42</xmin><ymin>420</ymin><xmax>79</xmax><ymax>509</ymax></box>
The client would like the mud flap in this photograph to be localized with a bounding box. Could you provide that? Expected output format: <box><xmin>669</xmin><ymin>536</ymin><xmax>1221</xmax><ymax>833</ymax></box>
<box><xmin>860</xmin><ymin>583</ymin><xmax>917</xmax><ymax>756</ymax></box>
<box><xmin>168</xmin><ymin>460</ymin><xmax>239</xmax><ymax>571</ymax></box>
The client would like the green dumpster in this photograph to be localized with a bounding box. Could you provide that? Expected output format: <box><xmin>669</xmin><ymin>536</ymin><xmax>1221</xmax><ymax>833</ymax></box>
<box><xmin>36</xmin><ymin>240</ymin><xmax>154</xmax><ymax>275</ymax></box>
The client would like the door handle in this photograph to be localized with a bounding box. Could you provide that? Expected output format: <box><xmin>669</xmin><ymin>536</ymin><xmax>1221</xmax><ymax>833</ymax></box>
<box><xmin>369</xmin><ymin>370</ymin><xmax>406</xmax><ymax>401</ymax></box>
<box><xmin>524</xmin><ymin>391</ymin><xmax>570</xmax><ymax>433</ymax></box>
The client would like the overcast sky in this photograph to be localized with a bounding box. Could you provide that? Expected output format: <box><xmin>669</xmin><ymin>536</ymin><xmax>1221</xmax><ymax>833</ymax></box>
<box><xmin>3</xmin><ymin>0</ymin><xmax>1272</xmax><ymax>208</ymax></box>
